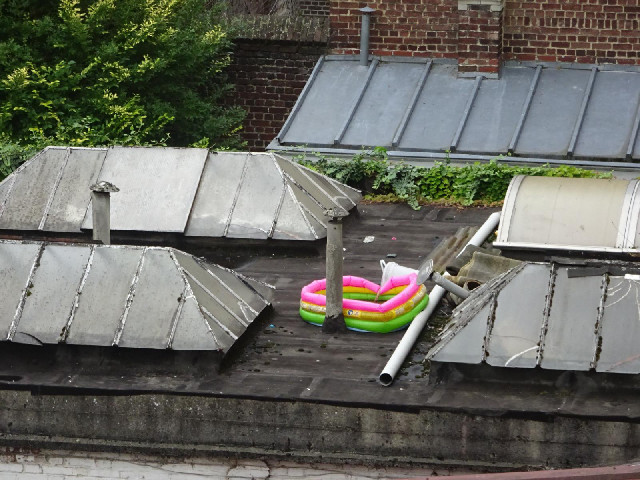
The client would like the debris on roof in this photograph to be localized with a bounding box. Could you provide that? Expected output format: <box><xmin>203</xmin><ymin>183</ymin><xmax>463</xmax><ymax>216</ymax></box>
<box><xmin>0</xmin><ymin>147</ymin><xmax>361</xmax><ymax>241</ymax></box>
<box><xmin>0</xmin><ymin>240</ymin><xmax>273</xmax><ymax>354</ymax></box>
<box><xmin>427</xmin><ymin>260</ymin><xmax>640</xmax><ymax>374</ymax></box>
<box><xmin>271</xmin><ymin>57</ymin><xmax>640</xmax><ymax>164</ymax></box>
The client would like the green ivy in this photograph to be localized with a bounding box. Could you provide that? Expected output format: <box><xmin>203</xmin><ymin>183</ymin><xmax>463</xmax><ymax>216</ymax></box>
<box><xmin>296</xmin><ymin>149</ymin><xmax>613</xmax><ymax>209</ymax></box>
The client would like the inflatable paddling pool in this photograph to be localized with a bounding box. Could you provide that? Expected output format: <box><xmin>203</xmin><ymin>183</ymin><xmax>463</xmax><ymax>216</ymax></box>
<box><xmin>300</xmin><ymin>273</ymin><xmax>428</xmax><ymax>333</ymax></box>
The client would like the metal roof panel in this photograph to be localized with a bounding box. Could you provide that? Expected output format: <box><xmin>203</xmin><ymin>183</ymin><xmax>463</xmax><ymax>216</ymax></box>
<box><xmin>281</xmin><ymin>60</ymin><xmax>370</xmax><ymax>145</ymax></box>
<box><xmin>81</xmin><ymin>147</ymin><xmax>207</xmax><ymax>232</ymax></box>
<box><xmin>43</xmin><ymin>148</ymin><xmax>107</xmax><ymax>232</ymax></box>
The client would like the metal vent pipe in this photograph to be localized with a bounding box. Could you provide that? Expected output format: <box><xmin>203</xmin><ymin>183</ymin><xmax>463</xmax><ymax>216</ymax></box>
<box><xmin>90</xmin><ymin>181</ymin><xmax>119</xmax><ymax>245</ymax></box>
<box><xmin>359</xmin><ymin>7</ymin><xmax>375</xmax><ymax>66</ymax></box>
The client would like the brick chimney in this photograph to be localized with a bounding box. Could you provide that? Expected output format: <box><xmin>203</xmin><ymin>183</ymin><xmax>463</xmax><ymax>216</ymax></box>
<box><xmin>458</xmin><ymin>0</ymin><xmax>505</xmax><ymax>78</ymax></box>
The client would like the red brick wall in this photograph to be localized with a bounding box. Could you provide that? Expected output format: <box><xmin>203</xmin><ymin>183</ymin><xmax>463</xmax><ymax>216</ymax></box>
<box><xmin>227</xmin><ymin>40</ymin><xmax>327</xmax><ymax>150</ymax></box>
<box><xmin>329</xmin><ymin>0</ymin><xmax>459</xmax><ymax>58</ymax></box>
<box><xmin>458</xmin><ymin>5</ymin><xmax>502</xmax><ymax>75</ymax></box>
<box><xmin>299</xmin><ymin>0</ymin><xmax>330</xmax><ymax>17</ymax></box>
<box><xmin>329</xmin><ymin>0</ymin><xmax>639</xmax><ymax>65</ymax></box>
<box><xmin>503</xmin><ymin>0</ymin><xmax>640</xmax><ymax>65</ymax></box>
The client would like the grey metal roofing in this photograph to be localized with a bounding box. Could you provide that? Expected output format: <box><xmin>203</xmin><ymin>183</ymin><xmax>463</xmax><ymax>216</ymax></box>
<box><xmin>0</xmin><ymin>146</ymin><xmax>361</xmax><ymax>240</ymax></box>
<box><xmin>426</xmin><ymin>261</ymin><xmax>640</xmax><ymax>374</ymax></box>
<box><xmin>0</xmin><ymin>240</ymin><xmax>273</xmax><ymax>352</ymax></box>
<box><xmin>271</xmin><ymin>56</ymin><xmax>640</xmax><ymax>163</ymax></box>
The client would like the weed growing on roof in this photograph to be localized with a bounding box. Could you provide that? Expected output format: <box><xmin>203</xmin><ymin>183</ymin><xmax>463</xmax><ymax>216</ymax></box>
<box><xmin>296</xmin><ymin>149</ymin><xmax>613</xmax><ymax>209</ymax></box>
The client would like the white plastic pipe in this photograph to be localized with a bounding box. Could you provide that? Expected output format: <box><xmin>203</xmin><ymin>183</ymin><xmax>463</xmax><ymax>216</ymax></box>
<box><xmin>378</xmin><ymin>211</ymin><xmax>501</xmax><ymax>386</ymax></box>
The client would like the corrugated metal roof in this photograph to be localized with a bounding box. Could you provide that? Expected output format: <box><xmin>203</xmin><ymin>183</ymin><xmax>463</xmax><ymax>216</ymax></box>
<box><xmin>0</xmin><ymin>240</ymin><xmax>273</xmax><ymax>353</ymax></box>
<box><xmin>271</xmin><ymin>56</ymin><xmax>640</xmax><ymax>163</ymax></box>
<box><xmin>426</xmin><ymin>261</ymin><xmax>640</xmax><ymax>374</ymax></box>
<box><xmin>0</xmin><ymin>147</ymin><xmax>361</xmax><ymax>240</ymax></box>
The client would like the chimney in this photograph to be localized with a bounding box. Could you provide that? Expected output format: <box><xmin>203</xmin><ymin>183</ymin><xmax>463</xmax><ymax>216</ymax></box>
<box><xmin>90</xmin><ymin>181</ymin><xmax>119</xmax><ymax>245</ymax></box>
<box><xmin>322</xmin><ymin>207</ymin><xmax>348</xmax><ymax>334</ymax></box>
<box><xmin>458</xmin><ymin>0</ymin><xmax>505</xmax><ymax>78</ymax></box>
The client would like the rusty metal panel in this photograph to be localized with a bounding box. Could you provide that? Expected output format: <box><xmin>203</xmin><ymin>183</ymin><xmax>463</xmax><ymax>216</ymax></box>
<box><xmin>17</xmin><ymin>244</ymin><xmax>91</xmax><ymax>344</ymax></box>
<box><xmin>541</xmin><ymin>269</ymin><xmax>603</xmax><ymax>371</ymax></box>
<box><xmin>82</xmin><ymin>147</ymin><xmax>206</xmax><ymax>232</ymax></box>
<box><xmin>486</xmin><ymin>263</ymin><xmax>550</xmax><ymax>368</ymax></box>
<box><xmin>597</xmin><ymin>275</ymin><xmax>640</xmax><ymax>374</ymax></box>
<box><xmin>0</xmin><ymin>242</ymin><xmax>42</xmax><ymax>339</ymax></box>
<box><xmin>0</xmin><ymin>147</ymin><xmax>68</xmax><ymax>231</ymax></box>
<box><xmin>117</xmin><ymin>248</ymin><xmax>185</xmax><ymax>348</ymax></box>
<box><xmin>227</xmin><ymin>154</ymin><xmax>284</xmax><ymax>239</ymax></box>
<box><xmin>185</xmin><ymin>152</ymin><xmax>249</xmax><ymax>237</ymax></box>
<box><xmin>43</xmin><ymin>148</ymin><xmax>106</xmax><ymax>232</ymax></box>
<box><xmin>66</xmin><ymin>246</ymin><xmax>143</xmax><ymax>346</ymax></box>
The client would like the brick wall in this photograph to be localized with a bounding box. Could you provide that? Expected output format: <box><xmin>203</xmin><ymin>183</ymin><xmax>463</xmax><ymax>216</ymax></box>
<box><xmin>458</xmin><ymin>4</ymin><xmax>503</xmax><ymax>76</ymax></box>
<box><xmin>328</xmin><ymin>0</ymin><xmax>639</xmax><ymax>65</ymax></box>
<box><xmin>503</xmin><ymin>0</ymin><xmax>640</xmax><ymax>65</ymax></box>
<box><xmin>299</xmin><ymin>0</ymin><xmax>330</xmax><ymax>16</ymax></box>
<box><xmin>329</xmin><ymin>0</ymin><xmax>459</xmax><ymax>58</ymax></box>
<box><xmin>227</xmin><ymin>40</ymin><xmax>327</xmax><ymax>150</ymax></box>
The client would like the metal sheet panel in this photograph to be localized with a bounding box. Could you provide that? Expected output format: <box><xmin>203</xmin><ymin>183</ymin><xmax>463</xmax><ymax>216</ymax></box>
<box><xmin>341</xmin><ymin>62</ymin><xmax>425</xmax><ymax>147</ymax></box>
<box><xmin>17</xmin><ymin>244</ymin><xmax>91</xmax><ymax>344</ymax></box>
<box><xmin>174</xmin><ymin>250</ymin><xmax>262</xmax><ymax>325</ymax></box>
<box><xmin>0</xmin><ymin>243</ymin><xmax>42</xmax><ymax>339</ymax></box>
<box><xmin>399</xmin><ymin>64</ymin><xmax>475</xmax><ymax>151</ymax></box>
<box><xmin>289</xmin><ymin>183</ymin><xmax>327</xmax><ymax>238</ymax></box>
<box><xmin>281</xmin><ymin>60</ymin><xmax>370</xmax><ymax>145</ymax></box>
<box><xmin>185</xmin><ymin>152</ymin><xmax>248</xmax><ymax>237</ymax></box>
<box><xmin>187</xmin><ymin>278</ymin><xmax>245</xmax><ymax>339</ymax></box>
<box><xmin>486</xmin><ymin>263</ymin><xmax>550</xmax><ymax>368</ymax></box>
<box><xmin>430</xmin><ymin>304</ymin><xmax>491</xmax><ymax>364</ymax></box>
<box><xmin>82</xmin><ymin>147</ymin><xmax>206</xmax><ymax>232</ymax></box>
<box><xmin>272</xmin><ymin>186</ymin><xmax>315</xmax><ymax>240</ymax></box>
<box><xmin>227</xmin><ymin>154</ymin><xmax>284</xmax><ymax>239</ymax></box>
<box><xmin>0</xmin><ymin>147</ymin><xmax>68</xmax><ymax>231</ymax></box>
<box><xmin>457</xmin><ymin>67</ymin><xmax>533</xmax><ymax>154</ymax></box>
<box><xmin>597</xmin><ymin>276</ymin><xmax>640</xmax><ymax>374</ymax></box>
<box><xmin>541</xmin><ymin>269</ymin><xmax>603</xmax><ymax>371</ymax></box>
<box><xmin>574</xmin><ymin>71</ymin><xmax>640</xmax><ymax>158</ymax></box>
<box><xmin>505</xmin><ymin>176</ymin><xmax>628</xmax><ymax>248</ymax></box>
<box><xmin>43</xmin><ymin>148</ymin><xmax>106</xmax><ymax>232</ymax></box>
<box><xmin>516</xmin><ymin>68</ymin><xmax>590</xmax><ymax>157</ymax></box>
<box><xmin>171</xmin><ymin>296</ymin><xmax>221</xmax><ymax>351</ymax></box>
<box><xmin>118</xmin><ymin>249</ymin><xmax>185</xmax><ymax>348</ymax></box>
<box><xmin>66</xmin><ymin>246</ymin><xmax>143</xmax><ymax>346</ymax></box>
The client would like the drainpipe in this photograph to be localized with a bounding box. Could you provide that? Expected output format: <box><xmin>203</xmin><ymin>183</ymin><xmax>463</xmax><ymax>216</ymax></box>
<box><xmin>379</xmin><ymin>211</ymin><xmax>501</xmax><ymax>386</ymax></box>
<box><xmin>90</xmin><ymin>181</ymin><xmax>119</xmax><ymax>245</ymax></box>
<box><xmin>359</xmin><ymin>7</ymin><xmax>375</xmax><ymax>66</ymax></box>
<box><xmin>323</xmin><ymin>207</ymin><xmax>349</xmax><ymax>334</ymax></box>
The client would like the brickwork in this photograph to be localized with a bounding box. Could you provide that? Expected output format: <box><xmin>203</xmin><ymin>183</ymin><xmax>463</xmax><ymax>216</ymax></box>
<box><xmin>329</xmin><ymin>0</ymin><xmax>459</xmax><ymax>58</ymax></box>
<box><xmin>226</xmin><ymin>40</ymin><xmax>326</xmax><ymax>150</ymax></box>
<box><xmin>299</xmin><ymin>0</ymin><xmax>329</xmax><ymax>16</ymax></box>
<box><xmin>458</xmin><ymin>4</ymin><xmax>503</xmax><ymax>76</ymax></box>
<box><xmin>502</xmin><ymin>0</ymin><xmax>640</xmax><ymax>65</ymax></box>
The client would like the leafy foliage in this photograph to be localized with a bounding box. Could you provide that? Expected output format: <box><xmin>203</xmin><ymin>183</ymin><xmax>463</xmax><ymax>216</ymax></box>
<box><xmin>297</xmin><ymin>149</ymin><xmax>613</xmax><ymax>209</ymax></box>
<box><xmin>0</xmin><ymin>0</ymin><xmax>245</xmax><ymax>161</ymax></box>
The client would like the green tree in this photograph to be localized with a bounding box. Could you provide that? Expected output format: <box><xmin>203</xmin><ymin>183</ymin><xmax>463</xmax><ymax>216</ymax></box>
<box><xmin>0</xmin><ymin>0</ymin><xmax>245</xmax><ymax>157</ymax></box>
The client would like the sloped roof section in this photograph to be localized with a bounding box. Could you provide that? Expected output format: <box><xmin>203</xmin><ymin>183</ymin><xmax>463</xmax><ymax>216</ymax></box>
<box><xmin>0</xmin><ymin>147</ymin><xmax>361</xmax><ymax>240</ymax></box>
<box><xmin>271</xmin><ymin>56</ymin><xmax>640</xmax><ymax>163</ymax></box>
<box><xmin>0</xmin><ymin>240</ymin><xmax>273</xmax><ymax>353</ymax></box>
<box><xmin>426</xmin><ymin>261</ymin><xmax>640</xmax><ymax>374</ymax></box>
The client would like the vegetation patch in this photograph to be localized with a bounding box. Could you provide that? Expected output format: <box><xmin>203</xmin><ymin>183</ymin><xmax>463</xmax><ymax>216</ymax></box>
<box><xmin>297</xmin><ymin>148</ymin><xmax>613</xmax><ymax>209</ymax></box>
